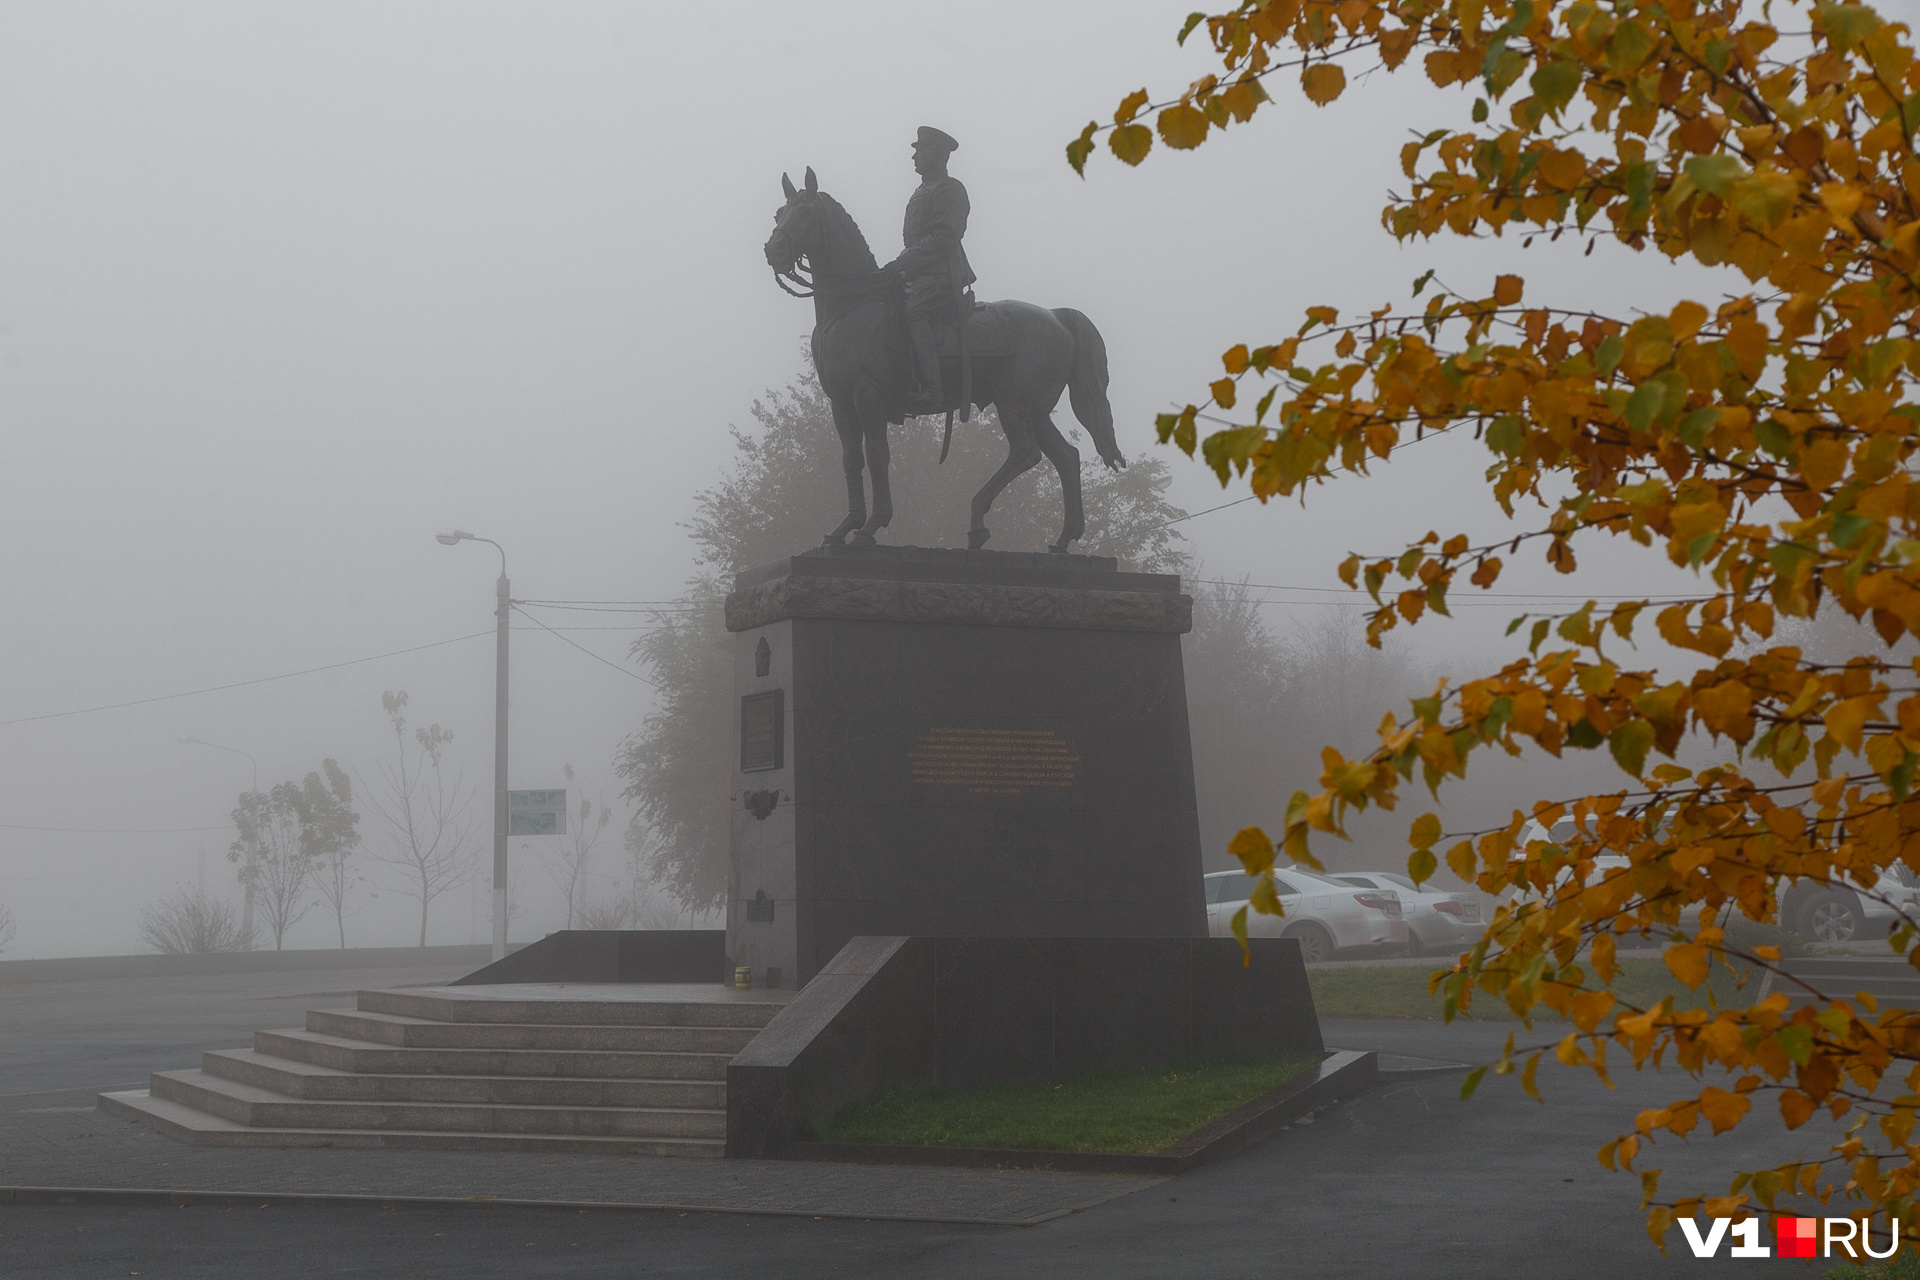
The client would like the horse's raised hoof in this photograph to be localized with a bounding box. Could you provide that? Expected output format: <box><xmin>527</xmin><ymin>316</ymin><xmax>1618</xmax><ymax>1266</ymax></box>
<box><xmin>967</xmin><ymin>528</ymin><xmax>990</xmax><ymax>550</ymax></box>
<box><xmin>1048</xmin><ymin>542</ymin><xmax>1071</xmax><ymax>555</ymax></box>
<box><xmin>849</xmin><ymin>531</ymin><xmax>877</xmax><ymax>547</ymax></box>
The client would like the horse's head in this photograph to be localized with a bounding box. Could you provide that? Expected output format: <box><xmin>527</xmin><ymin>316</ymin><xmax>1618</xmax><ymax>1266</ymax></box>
<box><xmin>764</xmin><ymin>169</ymin><xmax>877</xmax><ymax>286</ymax></box>
<box><xmin>764</xmin><ymin>167</ymin><xmax>822</xmax><ymax>276</ymax></box>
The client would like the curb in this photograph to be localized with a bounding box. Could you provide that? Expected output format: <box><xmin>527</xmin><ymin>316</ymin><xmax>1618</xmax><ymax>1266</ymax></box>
<box><xmin>777</xmin><ymin>1049</ymin><xmax>1377</xmax><ymax>1175</ymax></box>
<box><xmin>0</xmin><ymin>1183</ymin><xmax>1140</xmax><ymax>1228</ymax></box>
<box><xmin>0</xmin><ymin>944</ymin><xmax>513</xmax><ymax>988</ymax></box>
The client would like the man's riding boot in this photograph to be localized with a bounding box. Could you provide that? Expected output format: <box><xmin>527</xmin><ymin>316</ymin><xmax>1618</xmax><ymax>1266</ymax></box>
<box><xmin>904</xmin><ymin>317</ymin><xmax>945</xmax><ymax>415</ymax></box>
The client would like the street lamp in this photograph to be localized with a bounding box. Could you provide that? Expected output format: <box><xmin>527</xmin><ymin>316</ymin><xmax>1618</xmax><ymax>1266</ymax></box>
<box><xmin>180</xmin><ymin>736</ymin><xmax>259</xmax><ymax>945</ymax></box>
<box><xmin>437</xmin><ymin>529</ymin><xmax>511</xmax><ymax>961</ymax></box>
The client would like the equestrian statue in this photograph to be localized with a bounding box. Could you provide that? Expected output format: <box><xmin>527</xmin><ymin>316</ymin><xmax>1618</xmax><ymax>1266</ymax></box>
<box><xmin>763</xmin><ymin>127</ymin><xmax>1126</xmax><ymax>554</ymax></box>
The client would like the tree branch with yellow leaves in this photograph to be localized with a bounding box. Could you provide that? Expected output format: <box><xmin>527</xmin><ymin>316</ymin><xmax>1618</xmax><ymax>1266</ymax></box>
<box><xmin>1079</xmin><ymin>0</ymin><xmax>1920</xmax><ymax>1251</ymax></box>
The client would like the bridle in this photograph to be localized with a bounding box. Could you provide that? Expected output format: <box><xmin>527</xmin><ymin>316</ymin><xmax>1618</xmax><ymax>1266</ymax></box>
<box><xmin>768</xmin><ymin>197</ymin><xmax>894</xmax><ymax>302</ymax></box>
<box><xmin>773</xmin><ymin>261</ymin><xmax>816</xmax><ymax>298</ymax></box>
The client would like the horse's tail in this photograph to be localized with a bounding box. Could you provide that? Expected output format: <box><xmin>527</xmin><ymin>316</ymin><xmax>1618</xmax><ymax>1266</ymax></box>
<box><xmin>1053</xmin><ymin>307</ymin><xmax>1124</xmax><ymax>467</ymax></box>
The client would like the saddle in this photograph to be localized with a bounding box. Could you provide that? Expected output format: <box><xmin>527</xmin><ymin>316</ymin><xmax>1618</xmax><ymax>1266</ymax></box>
<box><xmin>882</xmin><ymin>294</ymin><xmax>1017</xmax><ymax>425</ymax></box>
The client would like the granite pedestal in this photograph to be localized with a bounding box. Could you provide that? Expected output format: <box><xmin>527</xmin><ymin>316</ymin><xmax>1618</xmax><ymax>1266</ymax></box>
<box><xmin>723</xmin><ymin>545</ymin><xmax>1206</xmax><ymax>988</ymax></box>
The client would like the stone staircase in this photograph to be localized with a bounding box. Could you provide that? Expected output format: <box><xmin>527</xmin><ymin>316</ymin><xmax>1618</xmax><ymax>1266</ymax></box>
<box><xmin>1768</xmin><ymin>956</ymin><xmax>1920</xmax><ymax>1009</ymax></box>
<box><xmin>99</xmin><ymin>984</ymin><xmax>786</xmax><ymax>1157</ymax></box>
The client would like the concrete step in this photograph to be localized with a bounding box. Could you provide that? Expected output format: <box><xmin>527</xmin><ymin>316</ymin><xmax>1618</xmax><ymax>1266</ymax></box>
<box><xmin>255</xmin><ymin>1027</ymin><xmax>732</xmax><ymax>1081</ymax></box>
<box><xmin>1776</xmin><ymin>959</ymin><xmax>1920</xmax><ymax>1004</ymax></box>
<box><xmin>98</xmin><ymin>1089</ymin><xmax>724</xmax><ymax>1157</ymax></box>
<box><xmin>1781</xmin><ymin>958</ymin><xmax>1920</xmax><ymax>980</ymax></box>
<box><xmin>151</xmin><ymin>1069</ymin><xmax>727</xmax><ymax>1139</ymax></box>
<box><xmin>201</xmin><ymin>1048</ymin><xmax>725</xmax><ymax>1109</ymax></box>
<box><xmin>357</xmin><ymin>988</ymin><xmax>783</xmax><ymax>1029</ymax></box>
<box><xmin>308</xmin><ymin>1007</ymin><xmax>760</xmax><ymax>1054</ymax></box>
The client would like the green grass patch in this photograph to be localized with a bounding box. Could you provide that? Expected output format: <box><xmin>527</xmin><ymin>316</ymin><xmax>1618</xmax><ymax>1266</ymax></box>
<box><xmin>1309</xmin><ymin>958</ymin><xmax>1769</xmax><ymax>1021</ymax></box>
<box><xmin>809</xmin><ymin>1054</ymin><xmax>1319</xmax><ymax>1154</ymax></box>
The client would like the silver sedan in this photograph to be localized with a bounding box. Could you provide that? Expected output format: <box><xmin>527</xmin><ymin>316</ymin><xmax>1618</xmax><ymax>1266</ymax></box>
<box><xmin>1329</xmin><ymin>871</ymin><xmax>1484</xmax><ymax>956</ymax></box>
<box><xmin>1203</xmin><ymin>868</ymin><xmax>1410</xmax><ymax>963</ymax></box>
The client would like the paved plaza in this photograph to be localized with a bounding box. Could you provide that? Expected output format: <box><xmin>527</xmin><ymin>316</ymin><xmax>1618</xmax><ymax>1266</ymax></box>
<box><xmin>0</xmin><ymin>961</ymin><xmax>1834</xmax><ymax>1276</ymax></box>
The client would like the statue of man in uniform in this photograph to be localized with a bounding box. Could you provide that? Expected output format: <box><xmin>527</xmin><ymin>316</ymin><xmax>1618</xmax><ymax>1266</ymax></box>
<box><xmin>885</xmin><ymin>126</ymin><xmax>974</xmax><ymax>416</ymax></box>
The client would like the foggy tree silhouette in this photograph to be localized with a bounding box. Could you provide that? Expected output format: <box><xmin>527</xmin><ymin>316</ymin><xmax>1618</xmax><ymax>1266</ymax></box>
<box><xmin>616</xmin><ymin>367</ymin><xmax>1189</xmax><ymax>912</ymax></box>
<box><xmin>359</xmin><ymin>692</ymin><xmax>480</xmax><ymax>947</ymax></box>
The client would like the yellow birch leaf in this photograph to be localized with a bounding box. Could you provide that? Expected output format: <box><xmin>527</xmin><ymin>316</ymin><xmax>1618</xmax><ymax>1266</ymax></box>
<box><xmin>1665</xmin><ymin>941</ymin><xmax>1710</xmax><ymax>988</ymax></box>
<box><xmin>1378</xmin><ymin>26</ymin><xmax>1415</xmax><ymax>70</ymax></box>
<box><xmin>1538</xmin><ymin>149</ymin><xmax>1585</xmax><ymax>190</ymax></box>
<box><xmin>1301</xmin><ymin>63</ymin><xmax>1347</xmax><ymax>106</ymax></box>
<box><xmin>1109</xmin><ymin>123</ymin><xmax>1153</xmax><ymax>165</ymax></box>
<box><xmin>1227</xmin><ymin>826</ymin><xmax>1277</xmax><ymax>875</ymax></box>
<box><xmin>1572</xmin><ymin>990</ymin><xmax>1616</xmax><ymax>1031</ymax></box>
<box><xmin>1818</xmin><ymin>181</ymin><xmax>1864</xmax><ymax>220</ymax></box>
<box><xmin>1728</xmin><ymin>171</ymin><xmax>1799</xmax><ymax>227</ymax></box>
<box><xmin>1824</xmin><ymin>697</ymin><xmax>1873</xmax><ymax>753</ymax></box>
<box><xmin>1156</xmin><ymin>103</ymin><xmax>1209</xmax><ymax>150</ymax></box>
<box><xmin>1698</xmin><ymin>1087</ymin><xmax>1750</xmax><ymax>1134</ymax></box>
<box><xmin>1410</xmin><ymin>812</ymin><xmax>1442</xmax><ymax>848</ymax></box>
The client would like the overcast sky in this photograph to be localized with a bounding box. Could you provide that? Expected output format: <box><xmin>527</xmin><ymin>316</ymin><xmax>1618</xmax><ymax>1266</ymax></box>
<box><xmin>0</xmin><ymin>1</ymin><xmax>1727</xmax><ymax>957</ymax></box>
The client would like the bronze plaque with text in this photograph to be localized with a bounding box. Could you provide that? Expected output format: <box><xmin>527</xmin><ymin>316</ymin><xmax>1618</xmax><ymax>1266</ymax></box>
<box><xmin>907</xmin><ymin>727</ymin><xmax>1078</xmax><ymax>796</ymax></box>
<box><xmin>740</xmin><ymin>690</ymin><xmax>784</xmax><ymax>772</ymax></box>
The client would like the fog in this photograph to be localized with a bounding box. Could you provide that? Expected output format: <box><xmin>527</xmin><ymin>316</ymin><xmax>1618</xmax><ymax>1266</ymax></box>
<box><xmin>0</xmin><ymin>1</ymin><xmax>1717</xmax><ymax>958</ymax></box>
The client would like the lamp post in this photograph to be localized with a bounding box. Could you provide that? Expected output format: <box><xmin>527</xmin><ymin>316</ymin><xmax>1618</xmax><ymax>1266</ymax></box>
<box><xmin>180</xmin><ymin>736</ymin><xmax>259</xmax><ymax>945</ymax></box>
<box><xmin>437</xmin><ymin>529</ymin><xmax>510</xmax><ymax>961</ymax></box>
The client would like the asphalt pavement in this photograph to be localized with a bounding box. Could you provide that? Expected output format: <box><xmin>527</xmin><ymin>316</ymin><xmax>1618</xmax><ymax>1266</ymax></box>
<box><xmin>0</xmin><ymin>964</ymin><xmax>1852</xmax><ymax>1278</ymax></box>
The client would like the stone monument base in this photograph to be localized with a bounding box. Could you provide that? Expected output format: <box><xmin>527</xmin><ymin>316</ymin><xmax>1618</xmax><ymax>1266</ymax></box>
<box><xmin>726</xmin><ymin>934</ymin><xmax>1323</xmax><ymax>1156</ymax></box>
<box><xmin>723</xmin><ymin>545</ymin><xmax>1207</xmax><ymax>987</ymax></box>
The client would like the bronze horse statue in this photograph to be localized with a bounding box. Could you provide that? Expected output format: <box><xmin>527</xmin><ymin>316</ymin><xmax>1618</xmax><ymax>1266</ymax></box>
<box><xmin>763</xmin><ymin>168</ymin><xmax>1126</xmax><ymax>553</ymax></box>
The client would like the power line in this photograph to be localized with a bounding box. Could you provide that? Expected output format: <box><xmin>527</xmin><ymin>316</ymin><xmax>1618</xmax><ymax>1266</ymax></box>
<box><xmin>1085</xmin><ymin>495</ymin><xmax>1260</xmax><ymax>550</ymax></box>
<box><xmin>0</xmin><ymin>631</ymin><xmax>493</xmax><ymax>728</ymax></box>
<box><xmin>511</xmin><ymin>606</ymin><xmax>650</xmax><ymax>683</ymax></box>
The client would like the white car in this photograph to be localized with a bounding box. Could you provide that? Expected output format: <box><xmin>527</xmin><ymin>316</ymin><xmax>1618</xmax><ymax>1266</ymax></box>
<box><xmin>1203</xmin><ymin>867</ymin><xmax>1410</xmax><ymax>964</ymax></box>
<box><xmin>1328</xmin><ymin>871</ymin><xmax>1483</xmax><ymax>956</ymax></box>
<box><xmin>1515</xmin><ymin>819</ymin><xmax>1918</xmax><ymax>946</ymax></box>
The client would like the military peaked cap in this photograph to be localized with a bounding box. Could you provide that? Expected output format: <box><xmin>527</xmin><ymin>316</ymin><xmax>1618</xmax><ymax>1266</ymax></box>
<box><xmin>914</xmin><ymin>126</ymin><xmax>959</xmax><ymax>154</ymax></box>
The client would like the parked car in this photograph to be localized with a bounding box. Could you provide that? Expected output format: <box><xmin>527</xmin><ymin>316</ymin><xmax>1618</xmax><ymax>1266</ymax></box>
<box><xmin>1327</xmin><ymin>871</ymin><xmax>1483</xmax><ymax>956</ymax></box>
<box><xmin>1780</xmin><ymin>862</ymin><xmax>1917</xmax><ymax>946</ymax></box>
<box><xmin>1202</xmin><ymin>867</ymin><xmax>1409</xmax><ymax>963</ymax></box>
<box><xmin>1514</xmin><ymin>819</ymin><xmax>1919</xmax><ymax>947</ymax></box>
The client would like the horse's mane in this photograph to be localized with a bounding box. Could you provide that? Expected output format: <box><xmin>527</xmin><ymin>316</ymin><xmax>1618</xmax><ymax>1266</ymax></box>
<box><xmin>813</xmin><ymin>193</ymin><xmax>878</xmax><ymax>273</ymax></box>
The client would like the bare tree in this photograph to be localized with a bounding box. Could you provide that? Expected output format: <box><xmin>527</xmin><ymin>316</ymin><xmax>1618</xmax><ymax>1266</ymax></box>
<box><xmin>231</xmin><ymin>783</ymin><xmax>317</xmax><ymax>950</ymax></box>
<box><xmin>503</xmin><ymin>863</ymin><xmax>531</xmax><ymax>938</ymax></box>
<box><xmin>619</xmin><ymin>817</ymin><xmax>711</xmax><ymax>928</ymax></box>
<box><xmin>0</xmin><ymin>902</ymin><xmax>16</xmax><ymax>954</ymax></box>
<box><xmin>300</xmin><ymin>759</ymin><xmax>363</xmax><ymax>949</ymax></box>
<box><xmin>139</xmin><ymin>890</ymin><xmax>251</xmax><ymax>954</ymax></box>
<box><xmin>361</xmin><ymin>691</ymin><xmax>479</xmax><ymax>946</ymax></box>
<box><xmin>541</xmin><ymin>765</ymin><xmax>612</xmax><ymax>929</ymax></box>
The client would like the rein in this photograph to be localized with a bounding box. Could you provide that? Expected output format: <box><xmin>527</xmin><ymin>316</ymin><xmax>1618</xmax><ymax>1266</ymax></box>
<box><xmin>772</xmin><ymin>256</ymin><xmax>898</xmax><ymax>304</ymax></box>
<box><xmin>774</xmin><ymin>265</ymin><xmax>815</xmax><ymax>298</ymax></box>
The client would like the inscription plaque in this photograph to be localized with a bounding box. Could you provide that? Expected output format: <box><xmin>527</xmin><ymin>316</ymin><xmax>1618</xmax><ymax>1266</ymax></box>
<box><xmin>908</xmin><ymin>727</ymin><xmax>1078</xmax><ymax>796</ymax></box>
<box><xmin>740</xmin><ymin>690</ymin><xmax>784</xmax><ymax>772</ymax></box>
